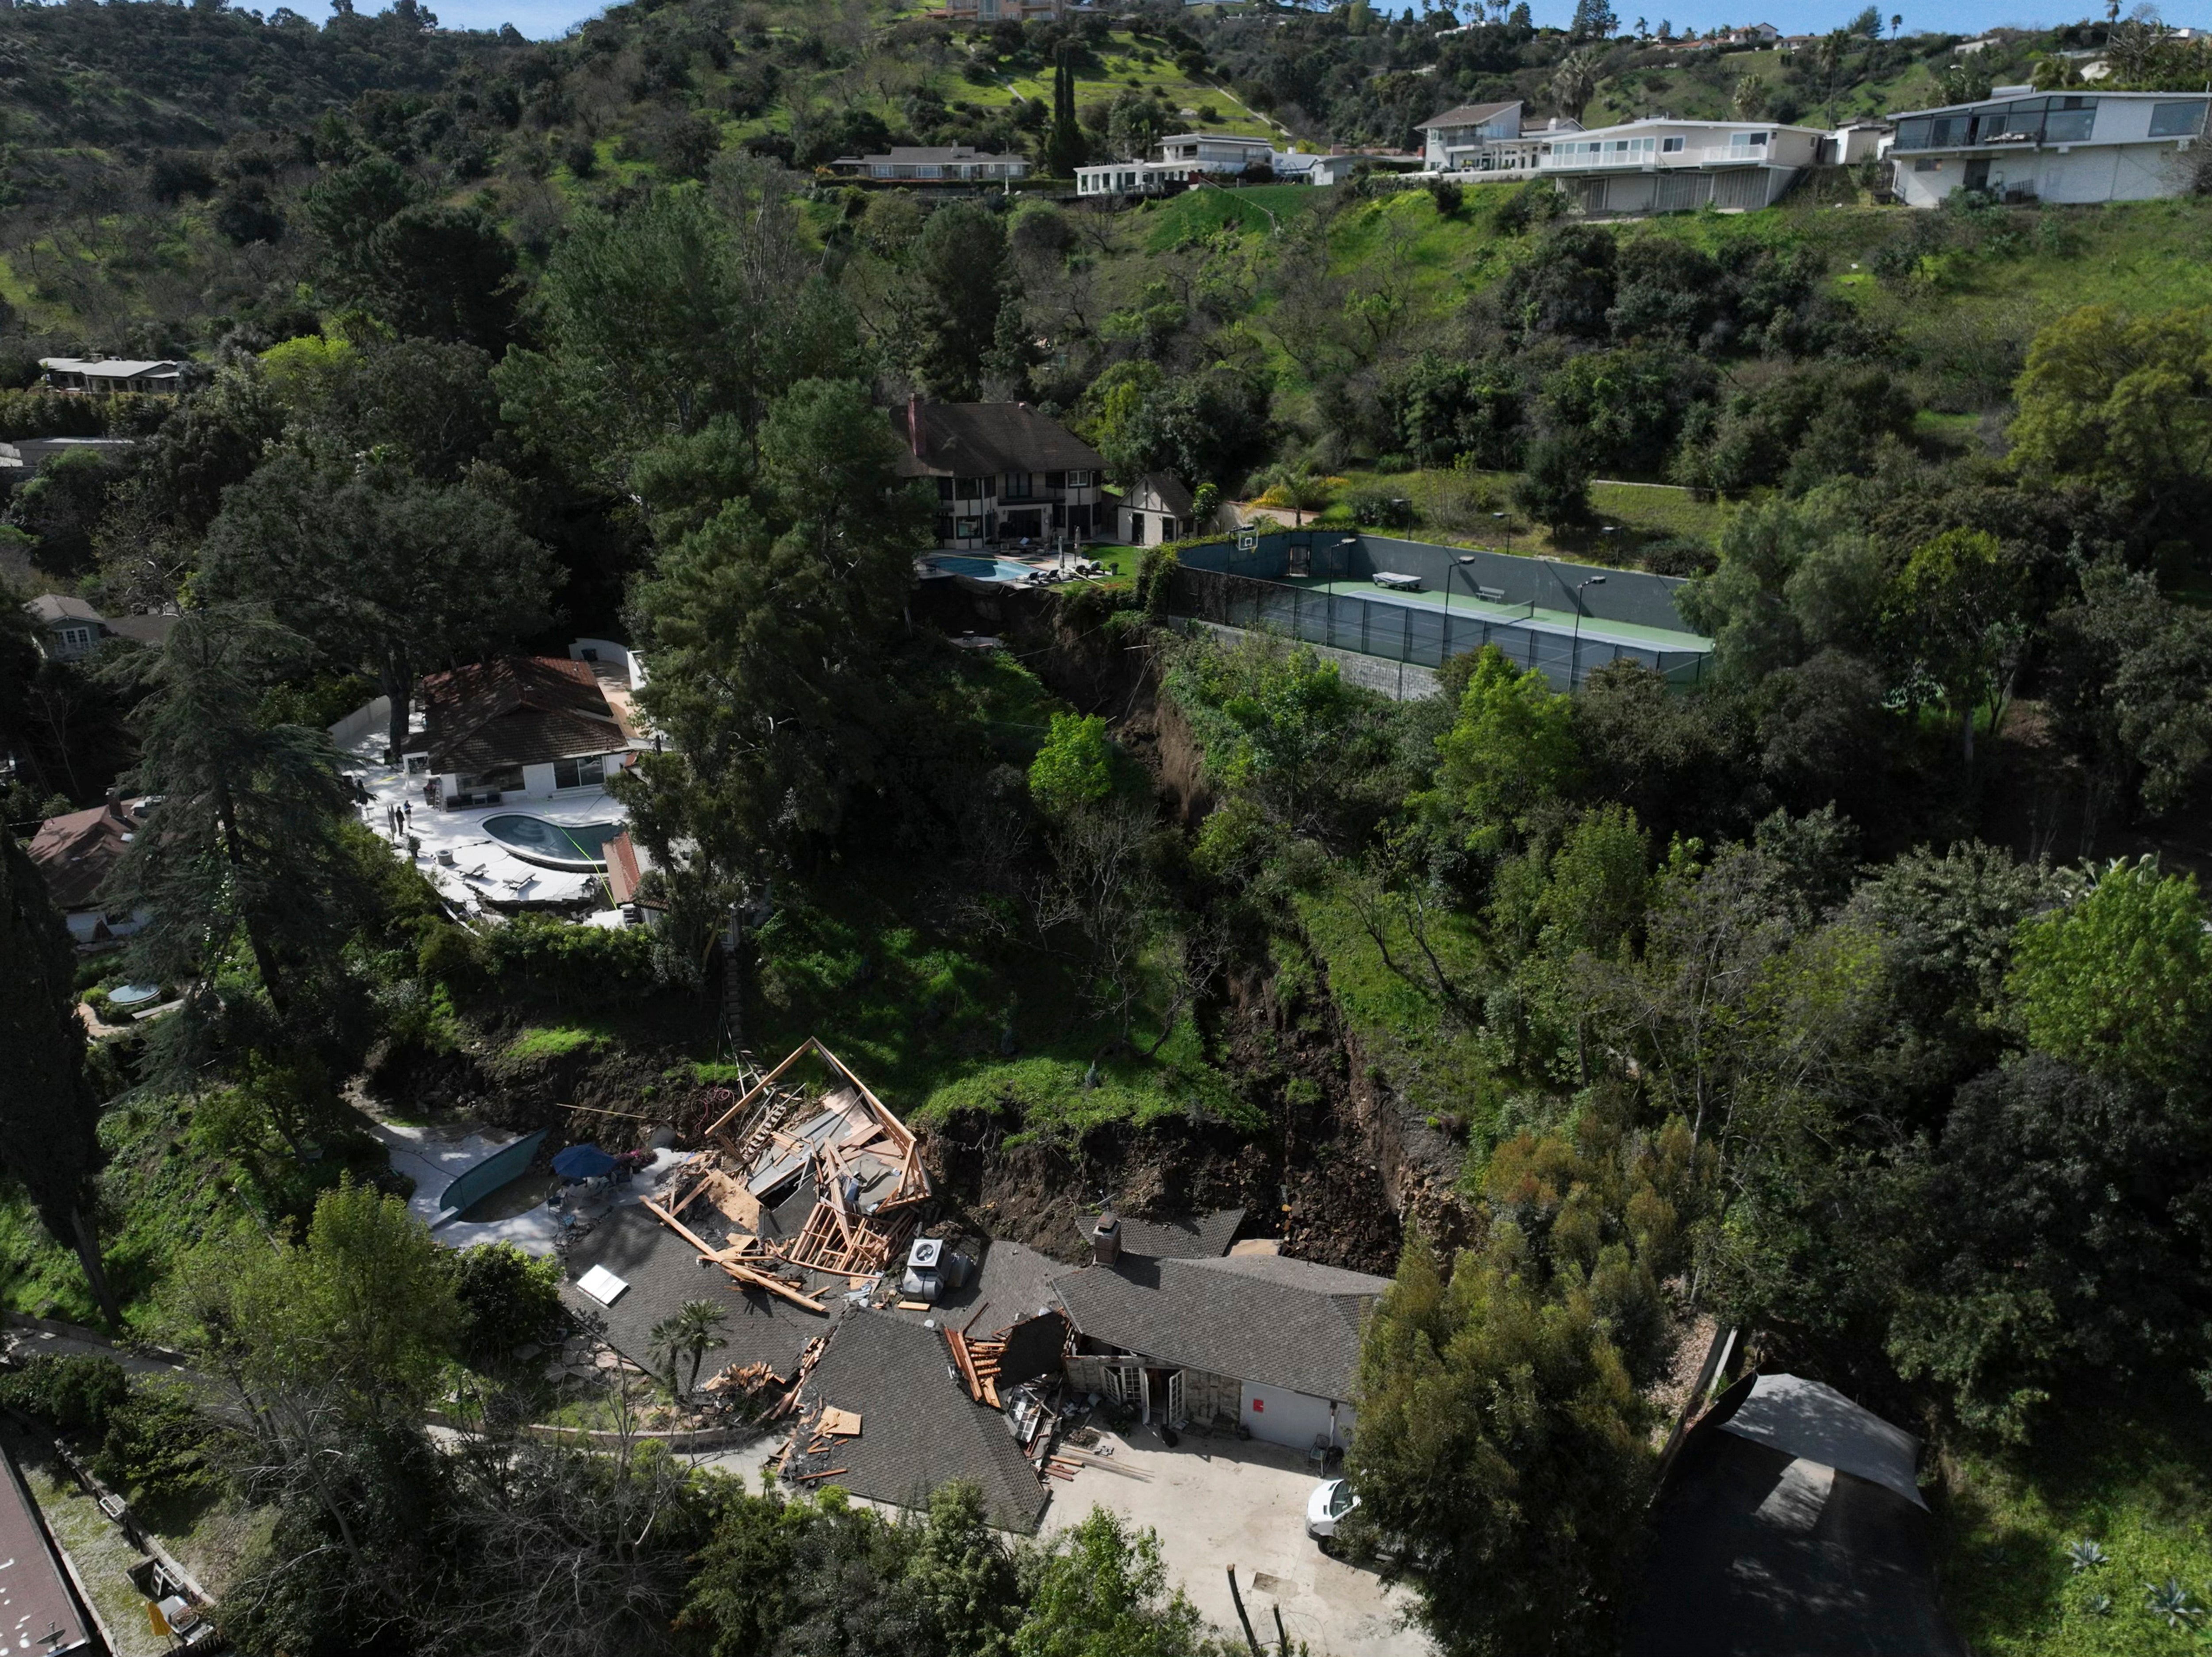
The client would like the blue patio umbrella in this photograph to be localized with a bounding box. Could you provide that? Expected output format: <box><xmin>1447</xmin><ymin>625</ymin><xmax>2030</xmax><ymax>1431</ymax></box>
<box><xmin>552</xmin><ymin>1143</ymin><xmax>618</xmax><ymax>1180</ymax></box>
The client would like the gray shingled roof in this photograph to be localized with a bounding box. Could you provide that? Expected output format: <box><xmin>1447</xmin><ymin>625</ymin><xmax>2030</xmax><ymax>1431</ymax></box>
<box><xmin>559</xmin><ymin>1205</ymin><xmax>835</xmax><ymax>1393</ymax></box>
<box><xmin>880</xmin><ymin>1238</ymin><xmax>1067</xmax><ymax>1339</ymax></box>
<box><xmin>1417</xmin><ymin>100</ymin><xmax>1520</xmax><ymax>130</ymax></box>
<box><xmin>896</xmin><ymin>403</ymin><xmax>1106</xmax><ymax>480</ymax></box>
<box><xmin>1114</xmin><ymin>1208</ymin><xmax>1244</xmax><ymax>1261</ymax></box>
<box><xmin>1052</xmin><ymin>1252</ymin><xmax>1388</xmax><ymax>1403</ymax></box>
<box><xmin>790</xmin><ymin>1309</ymin><xmax>1049</xmax><ymax>1534</ymax></box>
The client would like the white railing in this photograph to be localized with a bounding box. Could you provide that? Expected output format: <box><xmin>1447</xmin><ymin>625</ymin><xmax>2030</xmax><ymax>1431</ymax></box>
<box><xmin>1541</xmin><ymin>144</ymin><xmax>1771</xmax><ymax>170</ymax></box>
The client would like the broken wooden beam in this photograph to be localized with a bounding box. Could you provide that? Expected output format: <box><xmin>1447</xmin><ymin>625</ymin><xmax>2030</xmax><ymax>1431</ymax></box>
<box><xmin>643</xmin><ymin>1197</ymin><xmax>828</xmax><ymax>1312</ymax></box>
<box><xmin>795</xmin><ymin>1467</ymin><xmax>848</xmax><ymax>1481</ymax></box>
<box><xmin>945</xmin><ymin>1327</ymin><xmax>982</xmax><ymax>1402</ymax></box>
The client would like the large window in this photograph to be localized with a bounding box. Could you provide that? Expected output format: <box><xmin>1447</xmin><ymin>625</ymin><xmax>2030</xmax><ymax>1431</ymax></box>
<box><xmin>955</xmin><ymin>476</ymin><xmax>985</xmax><ymax>500</ymax></box>
<box><xmin>955</xmin><ymin>516</ymin><xmax>983</xmax><ymax>539</ymax></box>
<box><xmin>552</xmin><ymin>754</ymin><xmax>605</xmax><ymax>790</ymax></box>
<box><xmin>2150</xmin><ymin>100</ymin><xmax>2208</xmax><ymax>138</ymax></box>
<box><xmin>1728</xmin><ymin>130</ymin><xmax>1769</xmax><ymax>151</ymax></box>
<box><xmin>1066</xmin><ymin>469</ymin><xmax>1094</xmax><ymax>488</ymax></box>
<box><xmin>1662</xmin><ymin>135</ymin><xmax>1685</xmax><ymax>153</ymax></box>
<box><xmin>2043</xmin><ymin>104</ymin><xmax>2095</xmax><ymax>142</ymax></box>
<box><xmin>456</xmin><ymin>764</ymin><xmax>525</xmax><ymax>795</ymax></box>
<box><xmin>1004</xmin><ymin>472</ymin><xmax>1033</xmax><ymax>499</ymax></box>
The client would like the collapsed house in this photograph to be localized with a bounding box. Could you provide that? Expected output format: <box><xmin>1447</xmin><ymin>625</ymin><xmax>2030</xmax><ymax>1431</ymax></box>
<box><xmin>557</xmin><ymin>1042</ymin><xmax>1385</xmax><ymax>1531</ymax></box>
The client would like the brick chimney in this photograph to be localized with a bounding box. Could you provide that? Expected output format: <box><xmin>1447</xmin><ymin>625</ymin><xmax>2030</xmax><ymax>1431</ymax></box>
<box><xmin>907</xmin><ymin>393</ymin><xmax>923</xmax><ymax>457</ymax></box>
<box><xmin>1091</xmin><ymin>1212</ymin><xmax>1121</xmax><ymax>1267</ymax></box>
<box><xmin>105</xmin><ymin>786</ymin><xmax>124</xmax><ymax>821</ymax></box>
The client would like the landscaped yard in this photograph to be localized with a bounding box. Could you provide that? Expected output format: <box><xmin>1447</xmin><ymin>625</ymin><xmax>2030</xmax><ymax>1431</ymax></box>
<box><xmin>1936</xmin><ymin>1386</ymin><xmax>2212</xmax><ymax>1655</ymax></box>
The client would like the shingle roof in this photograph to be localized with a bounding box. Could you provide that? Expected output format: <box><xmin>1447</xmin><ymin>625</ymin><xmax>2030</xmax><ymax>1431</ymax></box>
<box><xmin>896</xmin><ymin>403</ymin><xmax>1106</xmax><ymax>480</ymax></box>
<box><xmin>559</xmin><ymin>1204</ymin><xmax>835</xmax><ymax>1393</ymax></box>
<box><xmin>1052</xmin><ymin>1252</ymin><xmax>1387</xmax><ymax>1402</ymax></box>
<box><xmin>25</xmin><ymin>594</ymin><xmax>104</xmax><ymax>625</ymax></box>
<box><xmin>1114</xmin><ymin>1208</ymin><xmax>1244</xmax><ymax>1260</ymax></box>
<box><xmin>422</xmin><ymin>656</ymin><xmax>629</xmax><ymax>773</ymax></box>
<box><xmin>879</xmin><ymin>1238</ymin><xmax>1068</xmax><ymax>1337</ymax></box>
<box><xmin>26</xmin><ymin>798</ymin><xmax>140</xmax><ymax>911</ymax></box>
<box><xmin>1417</xmin><ymin>100</ymin><xmax>1520</xmax><ymax>130</ymax></box>
<box><xmin>103</xmin><ymin>613</ymin><xmax>177</xmax><ymax>648</ymax></box>
<box><xmin>789</xmin><ymin>1309</ymin><xmax>1049</xmax><ymax>1534</ymax></box>
<box><xmin>1128</xmin><ymin>474</ymin><xmax>1197</xmax><ymax>521</ymax></box>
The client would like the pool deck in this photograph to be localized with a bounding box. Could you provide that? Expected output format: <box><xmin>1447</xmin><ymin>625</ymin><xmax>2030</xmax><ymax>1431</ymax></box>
<box><xmin>340</xmin><ymin>731</ymin><xmax>629</xmax><ymax>915</ymax></box>
<box><xmin>1283</xmin><ymin>576</ymin><xmax>1710</xmax><ymax>653</ymax></box>
<box><xmin>374</xmin><ymin>1117</ymin><xmax>688</xmax><ymax>1256</ymax></box>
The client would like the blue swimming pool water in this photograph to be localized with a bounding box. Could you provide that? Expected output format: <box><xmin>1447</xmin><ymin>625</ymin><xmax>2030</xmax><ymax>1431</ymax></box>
<box><xmin>927</xmin><ymin>555</ymin><xmax>1040</xmax><ymax>582</ymax></box>
<box><xmin>481</xmin><ymin>814</ymin><xmax>620</xmax><ymax>869</ymax></box>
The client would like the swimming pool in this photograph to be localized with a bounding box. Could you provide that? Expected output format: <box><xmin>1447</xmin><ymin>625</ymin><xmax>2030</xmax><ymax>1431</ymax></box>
<box><xmin>481</xmin><ymin>814</ymin><xmax>621</xmax><ymax>870</ymax></box>
<box><xmin>926</xmin><ymin>555</ymin><xmax>1043</xmax><ymax>583</ymax></box>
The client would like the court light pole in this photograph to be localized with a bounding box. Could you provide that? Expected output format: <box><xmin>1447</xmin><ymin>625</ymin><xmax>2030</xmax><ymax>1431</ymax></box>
<box><xmin>1572</xmin><ymin>574</ymin><xmax>1606</xmax><ymax>689</ymax></box>
<box><xmin>1492</xmin><ymin>510</ymin><xmax>1512</xmax><ymax>555</ymax></box>
<box><xmin>1447</xmin><ymin>553</ymin><xmax>1476</xmax><ymax>651</ymax></box>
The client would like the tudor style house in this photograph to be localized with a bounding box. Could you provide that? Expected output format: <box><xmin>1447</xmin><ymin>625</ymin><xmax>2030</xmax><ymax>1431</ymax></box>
<box><xmin>1117</xmin><ymin>474</ymin><xmax>1198</xmax><ymax>546</ymax></box>
<box><xmin>1885</xmin><ymin>88</ymin><xmax>2210</xmax><ymax>207</ymax></box>
<box><xmin>896</xmin><ymin>399</ymin><xmax>1107</xmax><ymax>549</ymax></box>
<box><xmin>1538</xmin><ymin>117</ymin><xmax>1828</xmax><ymax>213</ymax></box>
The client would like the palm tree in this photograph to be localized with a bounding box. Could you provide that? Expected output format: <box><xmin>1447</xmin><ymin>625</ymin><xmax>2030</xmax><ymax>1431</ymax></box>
<box><xmin>650</xmin><ymin>1300</ymin><xmax>730</xmax><ymax>1396</ymax></box>
<box><xmin>1551</xmin><ymin>49</ymin><xmax>1601</xmax><ymax>122</ymax></box>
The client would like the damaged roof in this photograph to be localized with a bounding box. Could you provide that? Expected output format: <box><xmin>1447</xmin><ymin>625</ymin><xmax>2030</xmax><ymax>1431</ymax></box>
<box><xmin>561</xmin><ymin>1205</ymin><xmax>833</xmax><ymax>1393</ymax></box>
<box><xmin>1053</xmin><ymin>1251</ymin><xmax>1388</xmax><ymax>1403</ymax></box>
<box><xmin>791</xmin><ymin>1309</ymin><xmax>1049</xmax><ymax>1534</ymax></box>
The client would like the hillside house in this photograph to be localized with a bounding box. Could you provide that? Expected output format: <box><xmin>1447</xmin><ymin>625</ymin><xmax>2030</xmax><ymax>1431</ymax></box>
<box><xmin>38</xmin><ymin>356</ymin><xmax>182</xmax><ymax>395</ymax></box>
<box><xmin>1885</xmin><ymin>88</ymin><xmax>2210</xmax><ymax>207</ymax></box>
<box><xmin>1117</xmin><ymin>474</ymin><xmax>1197</xmax><ymax>546</ymax></box>
<box><xmin>829</xmin><ymin>145</ymin><xmax>1030</xmax><ymax>183</ymax></box>
<box><xmin>1414</xmin><ymin>100</ymin><xmax>1575</xmax><ymax>175</ymax></box>
<box><xmin>417</xmin><ymin>654</ymin><xmax>646</xmax><ymax>809</ymax></box>
<box><xmin>1540</xmin><ymin>118</ymin><xmax>1827</xmax><ymax>213</ymax></box>
<box><xmin>23</xmin><ymin>594</ymin><xmax>177</xmax><ymax>661</ymax></box>
<box><xmin>1056</xmin><ymin>1212</ymin><xmax>1389</xmax><ymax>1450</ymax></box>
<box><xmin>896</xmin><ymin>399</ymin><xmax>1106</xmax><ymax>548</ymax></box>
<box><xmin>1075</xmin><ymin>131</ymin><xmax>1275</xmax><ymax>196</ymax></box>
<box><xmin>27</xmin><ymin>790</ymin><xmax>154</xmax><ymax>944</ymax></box>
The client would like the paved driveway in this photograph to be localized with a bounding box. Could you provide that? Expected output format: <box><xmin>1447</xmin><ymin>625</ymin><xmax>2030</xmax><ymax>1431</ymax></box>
<box><xmin>1042</xmin><ymin>1426</ymin><xmax>1429</xmax><ymax>1657</ymax></box>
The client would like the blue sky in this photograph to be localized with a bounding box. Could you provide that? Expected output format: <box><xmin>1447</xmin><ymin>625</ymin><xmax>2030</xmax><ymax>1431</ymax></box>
<box><xmin>422</xmin><ymin>0</ymin><xmax>2209</xmax><ymax>43</ymax></box>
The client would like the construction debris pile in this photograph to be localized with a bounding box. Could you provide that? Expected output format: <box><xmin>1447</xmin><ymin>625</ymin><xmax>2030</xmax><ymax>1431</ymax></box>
<box><xmin>644</xmin><ymin>1039</ymin><xmax>931</xmax><ymax>1308</ymax></box>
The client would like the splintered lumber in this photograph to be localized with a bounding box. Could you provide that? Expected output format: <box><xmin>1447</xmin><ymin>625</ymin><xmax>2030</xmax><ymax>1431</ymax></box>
<box><xmin>896</xmin><ymin>1300</ymin><xmax>931</xmax><ymax>1312</ymax></box>
<box><xmin>1053</xmin><ymin>1449</ymin><xmax>1150</xmax><ymax>1481</ymax></box>
<box><xmin>796</xmin><ymin>1467</ymin><xmax>848</xmax><ymax>1482</ymax></box>
<box><xmin>983</xmin><ymin>1378</ymin><xmax>999</xmax><ymax>1409</ymax></box>
<box><xmin>962</xmin><ymin>1301</ymin><xmax>993</xmax><ymax>1335</ymax></box>
<box><xmin>946</xmin><ymin>1327</ymin><xmax>982</xmax><ymax>1402</ymax></box>
<box><xmin>818</xmin><ymin>1407</ymin><xmax>862</xmax><ymax>1437</ymax></box>
<box><xmin>644</xmin><ymin>1197</ymin><xmax>828</xmax><ymax>1313</ymax></box>
<box><xmin>1045</xmin><ymin>1466</ymin><xmax>1075</xmax><ymax>1481</ymax></box>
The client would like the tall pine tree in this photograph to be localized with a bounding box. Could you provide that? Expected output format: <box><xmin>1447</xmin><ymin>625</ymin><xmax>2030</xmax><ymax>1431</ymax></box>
<box><xmin>0</xmin><ymin>833</ymin><xmax>120</xmax><ymax>1324</ymax></box>
<box><xmin>1044</xmin><ymin>43</ymin><xmax>1087</xmax><ymax>177</ymax></box>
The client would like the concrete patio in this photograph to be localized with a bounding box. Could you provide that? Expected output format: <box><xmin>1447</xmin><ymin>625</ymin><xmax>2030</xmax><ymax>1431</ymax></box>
<box><xmin>373</xmin><ymin>1116</ymin><xmax>686</xmax><ymax>1257</ymax></box>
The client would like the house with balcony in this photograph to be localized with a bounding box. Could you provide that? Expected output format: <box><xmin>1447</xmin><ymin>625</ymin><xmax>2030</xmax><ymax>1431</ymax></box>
<box><xmin>1075</xmin><ymin>131</ymin><xmax>1277</xmax><ymax>197</ymax></box>
<box><xmin>1885</xmin><ymin>88</ymin><xmax>2210</xmax><ymax>207</ymax></box>
<box><xmin>1415</xmin><ymin>100</ymin><xmax>1576</xmax><ymax>175</ymax></box>
<box><xmin>829</xmin><ymin>144</ymin><xmax>1031</xmax><ymax>184</ymax></box>
<box><xmin>896</xmin><ymin>399</ymin><xmax>1106</xmax><ymax>548</ymax></box>
<box><xmin>1540</xmin><ymin>118</ymin><xmax>1826</xmax><ymax>214</ymax></box>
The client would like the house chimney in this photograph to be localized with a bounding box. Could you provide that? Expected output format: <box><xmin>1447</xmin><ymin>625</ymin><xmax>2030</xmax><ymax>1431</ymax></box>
<box><xmin>1091</xmin><ymin>1212</ymin><xmax>1121</xmax><ymax>1267</ymax></box>
<box><xmin>105</xmin><ymin>786</ymin><xmax>123</xmax><ymax>820</ymax></box>
<box><xmin>908</xmin><ymin>393</ymin><xmax>922</xmax><ymax>457</ymax></box>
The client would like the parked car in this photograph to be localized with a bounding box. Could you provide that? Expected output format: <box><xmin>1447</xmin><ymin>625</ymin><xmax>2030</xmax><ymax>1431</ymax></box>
<box><xmin>1306</xmin><ymin>1477</ymin><xmax>1359</xmax><ymax>1544</ymax></box>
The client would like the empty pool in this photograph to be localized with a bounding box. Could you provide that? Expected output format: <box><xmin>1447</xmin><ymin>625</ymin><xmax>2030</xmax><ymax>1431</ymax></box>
<box><xmin>481</xmin><ymin>814</ymin><xmax>620</xmax><ymax>870</ymax></box>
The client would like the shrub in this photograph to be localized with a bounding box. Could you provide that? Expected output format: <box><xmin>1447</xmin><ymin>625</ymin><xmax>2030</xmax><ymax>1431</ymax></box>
<box><xmin>91</xmin><ymin>1381</ymin><xmax>217</xmax><ymax>1506</ymax></box>
<box><xmin>1428</xmin><ymin>179</ymin><xmax>1465</xmax><ymax>215</ymax></box>
<box><xmin>1493</xmin><ymin>179</ymin><xmax>1569</xmax><ymax>236</ymax></box>
<box><xmin>0</xmin><ymin>1354</ymin><xmax>130</xmax><ymax>1433</ymax></box>
<box><xmin>450</xmin><ymin>1243</ymin><xmax>567</xmax><ymax>1365</ymax></box>
<box><xmin>1135</xmin><ymin>545</ymin><xmax>1180</xmax><ymax>620</ymax></box>
<box><xmin>1513</xmin><ymin>435</ymin><xmax>1595</xmax><ymax>529</ymax></box>
<box><xmin>483</xmin><ymin>912</ymin><xmax>673</xmax><ymax>1002</ymax></box>
<box><xmin>1348</xmin><ymin>491</ymin><xmax>1416</xmax><ymax>529</ymax></box>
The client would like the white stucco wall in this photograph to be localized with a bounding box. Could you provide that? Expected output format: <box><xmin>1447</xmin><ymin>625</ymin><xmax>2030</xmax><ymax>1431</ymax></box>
<box><xmin>1240</xmin><ymin>1383</ymin><xmax>1357</xmax><ymax>1450</ymax></box>
<box><xmin>1894</xmin><ymin>140</ymin><xmax>2193</xmax><ymax>207</ymax></box>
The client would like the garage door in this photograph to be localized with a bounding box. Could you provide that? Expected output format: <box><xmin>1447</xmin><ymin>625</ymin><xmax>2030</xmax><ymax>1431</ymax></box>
<box><xmin>1240</xmin><ymin>1385</ymin><xmax>1353</xmax><ymax>1450</ymax></box>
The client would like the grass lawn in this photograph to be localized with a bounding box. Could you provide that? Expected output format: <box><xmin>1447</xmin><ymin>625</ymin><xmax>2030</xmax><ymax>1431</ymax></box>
<box><xmin>1306</xmin><ymin>466</ymin><xmax>1733</xmax><ymax>566</ymax></box>
<box><xmin>1936</xmin><ymin>1385</ymin><xmax>2212</xmax><ymax>1654</ymax></box>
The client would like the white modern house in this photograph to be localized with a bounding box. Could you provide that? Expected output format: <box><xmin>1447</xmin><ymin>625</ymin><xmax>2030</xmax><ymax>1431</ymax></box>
<box><xmin>1539</xmin><ymin>118</ymin><xmax>1826</xmax><ymax>213</ymax></box>
<box><xmin>1075</xmin><ymin>131</ymin><xmax>1275</xmax><ymax>196</ymax></box>
<box><xmin>1885</xmin><ymin>88</ymin><xmax>2210</xmax><ymax>207</ymax></box>
<box><xmin>38</xmin><ymin>357</ymin><xmax>181</xmax><ymax>395</ymax></box>
<box><xmin>828</xmin><ymin>144</ymin><xmax>1030</xmax><ymax>183</ymax></box>
<box><xmin>1417</xmin><ymin>100</ymin><xmax>1587</xmax><ymax>176</ymax></box>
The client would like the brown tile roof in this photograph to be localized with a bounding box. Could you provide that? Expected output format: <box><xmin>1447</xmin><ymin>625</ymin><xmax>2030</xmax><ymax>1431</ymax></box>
<box><xmin>422</xmin><ymin>656</ymin><xmax>628</xmax><ymax>774</ymax></box>
<box><xmin>895</xmin><ymin>402</ymin><xmax>1106</xmax><ymax>480</ymax></box>
<box><xmin>26</xmin><ymin>797</ymin><xmax>141</xmax><ymax>911</ymax></box>
<box><xmin>606</xmin><ymin>831</ymin><xmax>645</xmax><ymax>906</ymax></box>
